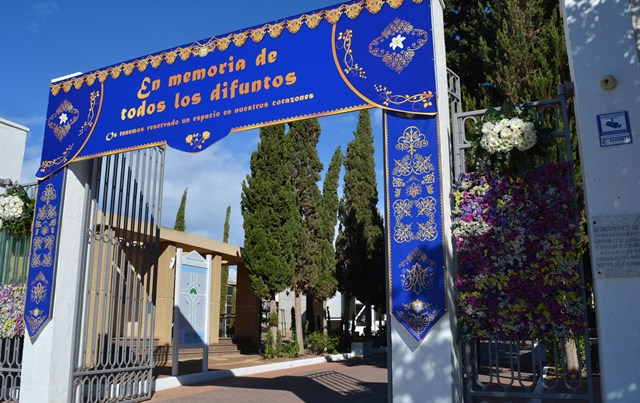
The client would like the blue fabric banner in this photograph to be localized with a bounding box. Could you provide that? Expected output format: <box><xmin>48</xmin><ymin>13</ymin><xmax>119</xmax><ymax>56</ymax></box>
<box><xmin>23</xmin><ymin>169</ymin><xmax>66</xmax><ymax>339</ymax></box>
<box><xmin>37</xmin><ymin>0</ymin><xmax>436</xmax><ymax>179</ymax></box>
<box><xmin>384</xmin><ymin>112</ymin><xmax>445</xmax><ymax>341</ymax></box>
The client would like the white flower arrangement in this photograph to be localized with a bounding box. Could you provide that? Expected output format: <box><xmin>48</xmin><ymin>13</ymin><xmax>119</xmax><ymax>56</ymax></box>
<box><xmin>468</xmin><ymin>102</ymin><xmax>553</xmax><ymax>175</ymax></box>
<box><xmin>479</xmin><ymin>117</ymin><xmax>537</xmax><ymax>154</ymax></box>
<box><xmin>0</xmin><ymin>186</ymin><xmax>34</xmax><ymax>238</ymax></box>
<box><xmin>0</xmin><ymin>194</ymin><xmax>24</xmax><ymax>221</ymax></box>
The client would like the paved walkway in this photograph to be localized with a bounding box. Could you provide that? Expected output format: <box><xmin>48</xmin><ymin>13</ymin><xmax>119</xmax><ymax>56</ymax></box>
<box><xmin>150</xmin><ymin>353</ymin><xmax>388</xmax><ymax>402</ymax></box>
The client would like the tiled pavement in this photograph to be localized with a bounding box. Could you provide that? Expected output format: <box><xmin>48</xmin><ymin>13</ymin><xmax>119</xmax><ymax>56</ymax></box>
<box><xmin>150</xmin><ymin>353</ymin><xmax>388</xmax><ymax>402</ymax></box>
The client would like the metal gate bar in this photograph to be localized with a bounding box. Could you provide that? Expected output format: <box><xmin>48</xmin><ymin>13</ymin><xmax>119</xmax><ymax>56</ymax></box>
<box><xmin>72</xmin><ymin>147</ymin><xmax>164</xmax><ymax>403</ymax></box>
<box><xmin>0</xmin><ymin>337</ymin><xmax>22</xmax><ymax>402</ymax></box>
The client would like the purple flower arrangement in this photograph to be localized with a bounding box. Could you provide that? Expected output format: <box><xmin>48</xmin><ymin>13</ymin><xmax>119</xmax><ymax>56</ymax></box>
<box><xmin>0</xmin><ymin>283</ymin><xmax>26</xmax><ymax>338</ymax></box>
<box><xmin>452</xmin><ymin>161</ymin><xmax>586</xmax><ymax>340</ymax></box>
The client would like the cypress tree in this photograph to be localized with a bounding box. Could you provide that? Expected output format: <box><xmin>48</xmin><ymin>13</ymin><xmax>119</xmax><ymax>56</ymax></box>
<box><xmin>287</xmin><ymin>118</ymin><xmax>323</xmax><ymax>353</ymax></box>
<box><xmin>220</xmin><ymin>205</ymin><xmax>231</xmax><ymax>333</ymax></box>
<box><xmin>336</xmin><ymin>110</ymin><xmax>385</xmax><ymax>337</ymax></box>
<box><xmin>314</xmin><ymin>146</ymin><xmax>342</xmax><ymax>334</ymax></box>
<box><xmin>445</xmin><ymin>0</ymin><xmax>570</xmax><ymax>109</ymax></box>
<box><xmin>174</xmin><ymin>187</ymin><xmax>188</xmax><ymax>231</ymax></box>
<box><xmin>241</xmin><ymin>124</ymin><xmax>299</xmax><ymax>341</ymax></box>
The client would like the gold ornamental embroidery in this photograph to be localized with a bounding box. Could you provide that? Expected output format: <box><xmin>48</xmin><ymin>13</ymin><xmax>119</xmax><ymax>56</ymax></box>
<box><xmin>375</xmin><ymin>85</ymin><xmax>433</xmax><ymax>110</ymax></box>
<box><xmin>399</xmin><ymin>248</ymin><xmax>435</xmax><ymax>294</ymax></box>
<box><xmin>401</xmin><ymin>262</ymin><xmax>434</xmax><ymax>294</ymax></box>
<box><xmin>30</xmin><ymin>282</ymin><xmax>48</xmax><ymax>304</ymax></box>
<box><xmin>186</xmin><ymin>131</ymin><xmax>211</xmax><ymax>150</ymax></box>
<box><xmin>50</xmin><ymin>0</ymin><xmax>424</xmax><ymax>94</ymax></box>
<box><xmin>30</xmin><ymin>184</ymin><xmax>58</xmax><ymax>269</ymax></box>
<box><xmin>337</xmin><ymin>30</ymin><xmax>367</xmax><ymax>79</ymax></box>
<box><xmin>369</xmin><ymin>17</ymin><xmax>428</xmax><ymax>73</ymax></box>
<box><xmin>26</xmin><ymin>307</ymin><xmax>47</xmax><ymax>331</ymax></box>
<box><xmin>39</xmin><ymin>144</ymin><xmax>74</xmax><ymax>173</ymax></box>
<box><xmin>392</xmin><ymin>125</ymin><xmax>438</xmax><ymax>243</ymax></box>
<box><xmin>396</xmin><ymin>300</ymin><xmax>439</xmax><ymax>335</ymax></box>
<box><xmin>47</xmin><ymin>100</ymin><xmax>80</xmax><ymax>141</ymax></box>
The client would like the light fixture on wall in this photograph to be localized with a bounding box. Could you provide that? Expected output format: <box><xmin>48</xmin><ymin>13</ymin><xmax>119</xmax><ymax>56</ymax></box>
<box><xmin>0</xmin><ymin>178</ymin><xmax>13</xmax><ymax>188</ymax></box>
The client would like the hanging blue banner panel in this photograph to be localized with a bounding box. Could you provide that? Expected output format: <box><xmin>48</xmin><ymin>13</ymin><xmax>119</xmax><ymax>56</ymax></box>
<box><xmin>37</xmin><ymin>0</ymin><xmax>436</xmax><ymax>179</ymax></box>
<box><xmin>384</xmin><ymin>112</ymin><xmax>445</xmax><ymax>342</ymax></box>
<box><xmin>23</xmin><ymin>168</ymin><xmax>66</xmax><ymax>338</ymax></box>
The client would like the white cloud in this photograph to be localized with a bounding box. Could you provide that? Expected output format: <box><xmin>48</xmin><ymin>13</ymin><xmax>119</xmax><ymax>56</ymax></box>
<box><xmin>161</xmin><ymin>130</ymin><xmax>258</xmax><ymax>246</ymax></box>
<box><xmin>24</xmin><ymin>1</ymin><xmax>59</xmax><ymax>33</ymax></box>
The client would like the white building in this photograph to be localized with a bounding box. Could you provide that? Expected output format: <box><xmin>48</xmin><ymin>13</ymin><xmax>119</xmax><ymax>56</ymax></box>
<box><xmin>0</xmin><ymin>117</ymin><xmax>28</xmax><ymax>194</ymax></box>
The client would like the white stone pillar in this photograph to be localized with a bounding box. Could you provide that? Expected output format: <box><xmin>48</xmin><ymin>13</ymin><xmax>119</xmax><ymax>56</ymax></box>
<box><xmin>562</xmin><ymin>1</ymin><xmax>640</xmax><ymax>401</ymax></box>
<box><xmin>20</xmin><ymin>160</ymin><xmax>92</xmax><ymax>403</ymax></box>
<box><xmin>388</xmin><ymin>1</ymin><xmax>461</xmax><ymax>402</ymax></box>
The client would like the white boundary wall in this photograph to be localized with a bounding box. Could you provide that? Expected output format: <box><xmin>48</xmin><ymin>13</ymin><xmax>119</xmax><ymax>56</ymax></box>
<box><xmin>562</xmin><ymin>1</ymin><xmax>640</xmax><ymax>401</ymax></box>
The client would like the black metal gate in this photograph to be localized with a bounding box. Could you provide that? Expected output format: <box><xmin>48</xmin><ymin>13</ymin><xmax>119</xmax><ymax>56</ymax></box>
<box><xmin>72</xmin><ymin>147</ymin><xmax>164</xmax><ymax>402</ymax></box>
<box><xmin>450</xmin><ymin>82</ymin><xmax>597</xmax><ymax>402</ymax></box>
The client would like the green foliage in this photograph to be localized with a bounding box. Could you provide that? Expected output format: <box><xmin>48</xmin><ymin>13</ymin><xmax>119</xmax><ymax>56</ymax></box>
<box><xmin>335</xmin><ymin>111</ymin><xmax>386</xmax><ymax>333</ymax></box>
<box><xmin>305</xmin><ymin>331</ymin><xmax>329</xmax><ymax>355</ymax></box>
<box><xmin>173</xmin><ymin>188</ymin><xmax>188</xmax><ymax>231</ymax></box>
<box><xmin>314</xmin><ymin>147</ymin><xmax>342</xmax><ymax>303</ymax></box>
<box><xmin>220</xmin><ymin>205</ymin><xmax>231</xmax><ymax>312</ymax></box>
<box><xmin>288</xmin><ymin>118</ymin><xmax>323</xmax><ymax>295</ymax></box>
<box><xmin>288</xmin><ymin>118</ymin><xmax>324</xmax><ymax>352</ymax></box>
<box><xmin>305</xmin><ymin>331</ymin><xmax>342</xmax><ymax>355</ymax></box>
<box><xmin>268</xmin><ymin>310</ymin><xmax>279</xmax><ymax>328</ymax></box>
<box><xmin>279</xmin><ymin>340</ymin><xmax>301</xmax><ymax>358</ymax></box>
<box><xmin>261</xmin><ymin>330</ymin><xmax>301</xmax><ymax>359</ymax></box>
<box><xmin>262</xmin><ymin>331</ymin><xmax>278</xmax><ymax>359</ymax></box>
<box><xmin>445</xmin><ymin>0</ymin><xmax>570</xmax><ymax>109</ymax></box>
<box><xmin>241</xmin><ymin>124</ymin><xmax>299</xmax><ymax>300</ymax></box>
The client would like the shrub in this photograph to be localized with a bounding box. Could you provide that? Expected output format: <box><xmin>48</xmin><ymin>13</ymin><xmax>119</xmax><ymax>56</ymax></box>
<box><xmin>262</xmin><ymin>331</ymin><xmax>278</xmax><ymax>359</ymax></box>
<box><xmin>279</xmin><ymin>340</ymin><xmax>300</xmax><ymax>358</ymax></box>
<box><xmin>305</xmin><ymin>331</ymin><xmax>328</xmax><ymax>355</ymax></box>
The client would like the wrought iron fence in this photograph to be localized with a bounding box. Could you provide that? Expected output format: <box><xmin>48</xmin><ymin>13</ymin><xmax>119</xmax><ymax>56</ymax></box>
<box><xmin>451</xmin><ymin>85</ymin><xmax>597</xmax><ymax>402</ymax></box>
<box><xmin>0</xmin><ymin>231</ymin><xmax>29</xmax><ymax>284</ymax></box>
<box><xmin>72</xmin><ymin>147</ymin><xmax>164</xmax><ymax>403</ymax></box>
<box><xmin>0</xmin><ymin>337</ymin><xmax>22</xmax><ymax>402</ymax></box>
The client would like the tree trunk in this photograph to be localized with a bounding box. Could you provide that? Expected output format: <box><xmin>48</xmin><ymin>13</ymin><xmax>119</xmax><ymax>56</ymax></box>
<box><xmin>322</xmin><ymin>300</ymin><xmax>328</xmax><ymax>335</ymax></box>
<box><xmin>564</xmin><ymin>338</ymin><xmax>580</xmax><ymax>379</ymax></box>
<box><xmin>364</xmin><ymin>297</ymin><xmax>372</xmax><ymax>338</ymax></box>
<box><xmin>295</xmin><ymin>292</ymin><xmax>304</xmax><ymax>354</ymax></box>
<box><xmin>343</xmin><ymin>293</ymin><xmax>352</xmax><ymax>335</ymax></box>
<box><xmin>270</xmin><ymin>298</ymin><xmax>278</xmax><ymax>345</ymax></box>
<box><xmin>306</xmin><ymin>292</ymin><xmax>315</xmax><ymax>333</ymax></box>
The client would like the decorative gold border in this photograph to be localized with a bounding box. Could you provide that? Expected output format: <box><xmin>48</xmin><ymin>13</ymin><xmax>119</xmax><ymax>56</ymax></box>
<box><xmin>37</xmin><ymin>85</ymin><xmax>104</xmax><ymax>180</ymax></box>
<box><xmin>50</xmin><ymin>0</ymin><xmax>423</xmax><ymax>96</ymax></box>
<box><xmin>331</xmin><ymin>22</ymin><xmax>436</xmax><ymax>116</ymax></box>
<box><xmin>336</xmin><ymin>30</ymin><xmax>367</xmax><ymax>78</ymax></box>
<box><xmin>375</xmin><ymin>85</ymin><xmax>434</xmax><ymax>110</ymax></box>
<box><xmin>72</xmin><ymin>103</ymin><xmax>374</xmax><ymax>162</ymax></box>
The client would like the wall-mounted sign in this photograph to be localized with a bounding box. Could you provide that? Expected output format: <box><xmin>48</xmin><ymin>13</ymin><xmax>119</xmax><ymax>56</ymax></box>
<box><xmin>592</xmin><ymin>215</ymin><xmax>640</xmax><ymax>278</ymax></box>
<box><xmin>597</xmin><ymin>111</ymin><xmax>632</xmax><ymax>147</ymax></box>
<box><xmin>36</xmin><ymin>0</ymin><xmax>436</xmax><ymax>180</ymax></box>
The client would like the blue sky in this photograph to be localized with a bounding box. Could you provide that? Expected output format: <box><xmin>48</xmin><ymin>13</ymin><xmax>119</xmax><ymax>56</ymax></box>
<box><xmin>0</xmin><ymin>0</ymin><xmax>386</xmax><ymax>249</ymax></box>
